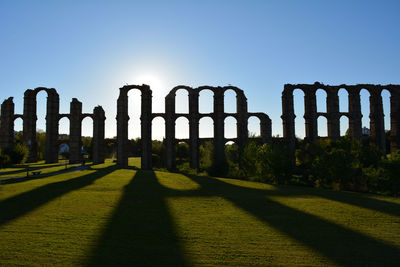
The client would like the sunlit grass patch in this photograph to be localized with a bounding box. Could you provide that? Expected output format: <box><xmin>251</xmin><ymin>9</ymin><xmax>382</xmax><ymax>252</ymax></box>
<box><xmin>0</xmin><ymin>162</ymin><xmax>399</xmax><ymax>266</ymax></box>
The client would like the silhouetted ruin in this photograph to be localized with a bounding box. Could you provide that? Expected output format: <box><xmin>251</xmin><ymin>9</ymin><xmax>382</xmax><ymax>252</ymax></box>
<box><xmin>0</xmin><ymin>88</ymin><xmax>106</xmax><ymax>164</ymax></box>
<box><xmin>282</xmin><ymin>82</ymin><xmax>400</xmax><ymax>154</ymax></box>
<box><xmin>117</xmin><ymin>85</ymin><xmax>271</xmax><ymax>170</ymax></box>
<box><xmin>1</xmin><ymin>82</ymin><xmax>399</xmax><ymax>169</ymax></box>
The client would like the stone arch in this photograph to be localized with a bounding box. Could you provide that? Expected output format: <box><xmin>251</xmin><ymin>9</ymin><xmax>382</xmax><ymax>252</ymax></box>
<box><xmin>316</xmin><ymin>88</ymin><xmax>327</xmax><ymax>113</ymax></box>
<box><xmin>117</xmin><ymin>84</ymin><xmax>152</xmax><ymax>169</ymax></box>
<box><xmin>340</xmin><ymin>114</ymin><xmax>349</xmax><ymax>136</ymax></box>
<box><xmin>151</xmin><ymin>116</ymin><xmax>166</xmax><ymax>141</ymax></box>
<box><xmin>224</xmin><ymin>88</ymin><xmax>237</xmax><ymax>113</ymax></box>
<box><xmin>23</xmin><ymin>87</ymin><xmax>60</xmax><ymax>163</ymax></box>
<box><xmin>248</xmin><ymin>115</ymin><xmax>261</xmax><ymax>137</ymax></box>
<box><xmin>198</xmin><ymin>88</ymin><xmax>214</xmax><ymax>114</ymax></box>
<box><xmin>360</xmin><ymin>88</ymin><xmax>370</xmax><ymax>133</ymax></box>
<box><xmin>175</xmin><ymin>116</ymin><xmax>189</xmax><ymax>139</ymax></box>
<box><xmin>224</xmin><ymin>116</ymin><xmax>237</xmax><ymax>139</ymax></box>
<box><xmin>317</xmin><ymin>114</ymin><xmax>328</xmax><ymax>137</ymax></box>
<box><xmin>175</xmin><ymin>88</ymin><xmax>190</xmax><ymax>114</ymax></box>
<box><xmin>338</xmin><ymin>88</ymin><xmax>349</xmax><ymax>112</ymax></box>
<box><xmin>293</xmin><ymin>88</ymin><xmax>305</xmax><ymax>139</ymax></box>
<box><xmin>13</xmin><ymin>115</ymin><xmax>23</xmax><ymax>134</ymax></box>
<box><xmin>381</xmin><ymin>89</ymin><xmax>391</xmax><ymax>132</ymax></box>
<box><xmin>199</xmin><ymin>116</ymin><xmax>214</xmax><ymax>138</ymax></box>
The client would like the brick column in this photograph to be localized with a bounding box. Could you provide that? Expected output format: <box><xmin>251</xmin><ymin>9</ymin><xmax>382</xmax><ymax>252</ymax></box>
<box><xmin>45</xmin><ymin>89</ymin><xmax>59</xmax><ymax>163</ymax></box>
<box><xmin>213</xmin><ymin>88</ymin><xmax>226</xmax><ymax>170</ymax></box>
<box><xmin>117</xmin><ymin>89</ymin><xmax>129</xmax><ymax>168</ymax></box>
<box><xmin>93</xmin><ymin>106</ymin><xmax>106</xmax><ymax>164</ymax></box>
<box><xmin>327</xmin><ymin>88</ymin><xmax>340</xmax><ymax>139</ymax></box>
<box><xmin>281</xmin><ymin>86</ymin><xmax>295</xmax><ymax>151</ymax></box>
<box><xmin>23</xmin><ymin>89</ymin><xmax>37</xmax><ymax>162</ymax></box>
<box><xmin>390</xmin><ymin>89</ymin><xmax>400</xmax><ymax>152</ymax></box>
<box><xmin>141</xmin><ymin>86</ymin><xmax>152</xmax><ymax>170</ymax></box>
<box><xmin>236</xmin><ymin>91</ymin><xmax>248</xmax><ymax>149</ymax></box>
<box><xmin>369</xmin><ymin>89</ymin><xmax>386</xmax><ymax>153</ymax></box>
<box><xmin>304</xmin><ymin>89</ymin><xmax>317</xmax><ymax>142</ymax></box>
<box><xmin>189</xmin><ymin>90</ymin><xmax>199</xmax><ymax>169</ymax></box>
<box><xmin>260</xmin><ymin>114</ymin><xmax>272</xmax><ymax>144</ymax></box>
<box><xmin>348</xmin><ymin>88</ymin><xmax>362</xmax><ymax>139</ymax></box>
<box><xmin>0</xmin><ymin>97</ymin><xmax>15</xmax><ymax>150</ymax></box>
<box><xmin>165</xmin><ymin>93</ymin><xmax>176</xmax><ymax>170</ymax></box>
<box><xmin>69</xmin><ymin>98</ymin><xmax>82</xmax><ymax>163</ymax></box>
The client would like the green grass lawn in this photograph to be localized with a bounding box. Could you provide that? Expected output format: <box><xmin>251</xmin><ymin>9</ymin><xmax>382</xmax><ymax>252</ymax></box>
<box><xmin>0</xmin><ymin>159</ymin><xmax>399</xmax><ymax>266</ymax></box>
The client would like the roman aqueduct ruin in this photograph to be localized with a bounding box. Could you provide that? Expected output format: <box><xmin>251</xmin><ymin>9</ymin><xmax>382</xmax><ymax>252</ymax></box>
<box><xmin>0</xmin><ymin>82</ymin><xmax>399</xmax><ymax>170</ymax></box>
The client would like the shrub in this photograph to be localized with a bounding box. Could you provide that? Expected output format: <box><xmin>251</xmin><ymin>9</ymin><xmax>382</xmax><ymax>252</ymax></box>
<box><xmin>257</xmin><ymin>144</ymin><xmax>294</xmax><ymax>184</ymax></box>
<box><xmin>4</xmin><ymin>143</ymin><xmax>28</xmax><ymax>164</ymax></box>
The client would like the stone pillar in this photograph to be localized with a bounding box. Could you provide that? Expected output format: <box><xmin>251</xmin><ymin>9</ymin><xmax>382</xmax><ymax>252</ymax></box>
<box><xmin>369</xmin><ymin>89</ymin><xmax>386</xmax><ymax>153</ymax></box>
<box><xmin>189</xmin><ymin>90</ymin><xmax>199</xmax><ymax>169</ymax></box>
<box><xmin>93</xmin><ymin>106</ymin><xmax>106</xmax><ymax>164</ymax></box>
<box><xmin>213</xmin><ymin>88</ymin><xmax>226</xmax><ymax>170</ymax></box>
<box><xmin>45</xmin><ymin>89</ymin><xmax>59</xmax><ymax>163</ymax></box>
<box><xmin>348</xmin><ymin>88</ymin><xmax>362</xmax><ymax>139</ymax></box>
<box><xmin>236</xmin><ymin>91</ymin><xmax>248</xmax><ymax>149</ymax></box>
<box><xmin>326</xmin><ymin>88</ymin><xmax>340</xmax><ymax>139</ymax></box>
<box><xmin>304</xmin><ymin>89</ymin><xmax>317</xmax><ymax>142</ymax></box>
<box><xmin>0</xmin><ymin>97</ymin><xmax>15</xmax><ymax>150</ymax></box>
<box><xmin>23</xmin><ymin>89</ymin><xmax>37</xmax><ymax>162</ymax></box>
<box><xmin>117</xmin><ymin>89</ymin><xmax>129</xmax><ymax>168</ymax></box>
<box><xmin>260</xmin><ymin>114</ymin><xmax>272</xmax><ymax>144</ymax></box>
<box><xmin>390</xmin><ymin>89</ymin><xmax>400</xmax><ymax>152</ymax></box>
<box><xmin>141</xmin><ymin>86</ymin><xmax>152</xmax><ymax>170</ymax></box>
<box><xmin>281</xmin><ymin>86</ymin><xmax>295</xmax><ymax>151</ymax></box>
<box><xmin>69</xmin><ymin>98</ymin><xmax>82</xmax><ymax>163</ymax></box>
<box><xmin>165</xmin><ymin>93</ymin><xmax>176</xmax><ymax>170</ymax></box>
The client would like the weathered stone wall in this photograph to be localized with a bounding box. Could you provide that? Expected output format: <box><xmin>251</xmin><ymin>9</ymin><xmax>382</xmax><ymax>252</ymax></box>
<box><xmin>282</xmin><ymin>82</ymin><xmax>400</xmax><ymax>153</ymax></box>
<box><xmin>1</xmin><ymin>87</ymin><xmax>105</xmax><ymax>164</ymax></box>
<box><xmin>116</xmin><ymin>84</ymin><xmax>271</xmax><ymax>170</ymax></box>
<box><xmin>0</xmin><ymin>97</ymin><xmax>15</xmax><ymax>150</ymax></box>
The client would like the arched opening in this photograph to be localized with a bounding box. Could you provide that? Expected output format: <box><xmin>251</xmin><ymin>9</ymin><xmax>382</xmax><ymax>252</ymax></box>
<box><xmin>338</xmin><ymin>88</ymin><xmax>349</xmax><ymax>112</ymax></box>
<box><xmin>175</xmin><ymin>89</ymin><xmax>189</xmax><ymax>114</ymax></box>
<box><xmin>316</xmin><ymin>89</ymin><xmax>327</xmax><ymax>113</ymax></box>
<box><xmin>360</xmin><ymin>89</ymin><xmax>370</xmax><ymax>135</ymax></box>
<box><xmin>381</xmin><ymin>89</ymin><xmax>391</xmax><ymax>132</ymax></box>
<box><xmin>340</xmin><ymin>115</ymin><xmax>349</xmax><ymax>137</ymax></box>
<box><xmin>199</xmin><ymin>117</ymin><xmax>214</xmax><ymax>138</ymax></box>
<box><xmin>293</xmin><ymin>89</ymin><xmax>305</xmax><ymax>139</ymax></box>
<box><xmin>199</xmin><ymin>89</ymin><xmax>214</xmax><ymax>114</ymax></box>
<box><xmin>175</xmin><ymin>141</ymin><xmax>189</xmax><ymax>170</ymax></box>
<box><xmin>248</xmin><ymin>116</ymin><xmax>261</xmax><ymax>137</ymax></box>
<box><xmin>128</xmin><ymin>89</ymin><xmax>142</xmax><ymax>140</ymax></box>
<box><xmin>225</xmin><ymin>140</ymin><xmax>239</xmax><ymax>176</ymax></box>
<box><xmin>36</xmin><ymin>90</ymin><xmax>47</xmax><ymax>161</ymax></box>
<box><xmin>224</xmin><ymin>116</ymin><xmax>237</xmax><ymax>139</ymax></box>
<box><xmin>317</xmin><ymin>115</ymin><xmax>328</xmax><ymax>137</ymax></box>
<box><xmin>13</xmin><ymin>117</ymin><xmax>23</xmax><ymax>143</ymax></box>
<box><xmin>58</xmin><ymin>117</ymin><xmax>70</xmax><ymax>161</ymax></box>
<box><xmin>152</xmin><ymin>116</ymin><xmax>166</xmax><ymax>168</ymax></box>
<box><xmin>175</xmin><ymin>116</ymin><xmax>189</xmax><ymax>139</ymax></box>
<box><xmin>224</xmin><ymin>89</ymin><xmax>236</xmax><ymax>113</ymax></box>
<box><xmin>81</xmin><ymin>116</ymin><xmax>93</xmax><ymax>160</ymax></box>
<box><xmin>152</xmin><ymin>117</ymin><xmax>165</xmax><ymax>141</ymax></box>
<box><xmin>36</xmin><ymin>90</ymin><xmax>47</xmax><ymax>134</ymax></box>
<box><xmin>199</xmin><ymin>140</ymin><xmax>214</xmax><ymax>170</ymax></box>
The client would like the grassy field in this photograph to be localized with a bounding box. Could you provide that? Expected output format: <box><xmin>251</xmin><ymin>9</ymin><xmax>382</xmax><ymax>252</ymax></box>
<box><xmin>0</xmin><ymin>159</ymin><xmax>399</xmax><ymax>266</ymax></box>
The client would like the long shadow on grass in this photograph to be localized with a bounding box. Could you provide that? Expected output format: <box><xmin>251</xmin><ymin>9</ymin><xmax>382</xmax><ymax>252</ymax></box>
<box><xmin>0</xmin><ymin>164</ymin><xmax>117</xmax><ymax>227</ymax></box>
<box><xmin>0</xmin><ymin>162</ymin><xmax>69</xmax><ymax>176</ymax></box>
<box><xmin>0</xmin><ymin>165</ymin><xmax>89</xmax><ymax>185</ymax></box>
<box><xmin>182</xmin><ymin>175</ymin><xmax>400</xmax><ymax>266</ymax></box>
<box><xmin>280</xmin><ymin>185</ymin><xmax>400</xmax><ymax>218</ymax></box>
<box><xmin>87</xmin><ymin>170</ymin><xmax>188</xmax><ymax>266</ymax></box>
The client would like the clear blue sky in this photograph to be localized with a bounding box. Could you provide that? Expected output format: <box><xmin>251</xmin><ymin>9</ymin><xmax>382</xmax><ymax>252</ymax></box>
<box><xmin>1</xmin><ymin>0</ymin><xmax>399</xmax><ymax>139</ymax></box>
